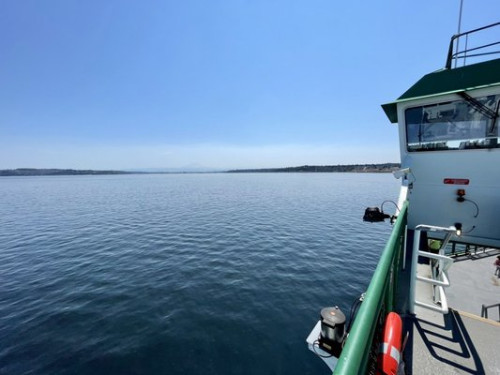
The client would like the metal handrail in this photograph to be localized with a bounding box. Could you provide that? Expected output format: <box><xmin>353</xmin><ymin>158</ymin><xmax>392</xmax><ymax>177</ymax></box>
<box><xmin>481</xmin><ymin>303</ymin><xmax>500</xmax><ymax>320</ymax></box>
<box><xmin>333</xmin><ymin>202</ymin><xmax>408</xmax><ymax>375</ymax></box>
<box><xmin>445</xmin><ymin>21</ymin><xmax>500</xmax><ymax>69</ymax></box>
<box><xmin>414</xmin><ymin>251</ymin><xmax>453</xmax><ymax>314</ymax></box>
<box><xmin>409</xmin><ymin>225</ymin><xmax>455</xmax><ymax>315</ymax></box>
<box><xmin>415</xmin><ymin>286</ymin><xmax>449</xmax><ymax>314</ymax></box>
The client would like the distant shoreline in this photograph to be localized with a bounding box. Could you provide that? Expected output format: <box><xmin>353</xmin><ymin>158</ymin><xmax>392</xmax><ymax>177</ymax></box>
<box><xmin>227</xmin><ymin>163</ymin><xmax>400</xmax><ymax>173</ymax></box>
<box><xmin>0</xmin><ymin>164</ymin><xmax>400</xmax><ymax>176</ymax></box>
<box><xmin>0</xmin><ymin>169</ymin><xmax>134</xmax><ymax>177</ymax></box>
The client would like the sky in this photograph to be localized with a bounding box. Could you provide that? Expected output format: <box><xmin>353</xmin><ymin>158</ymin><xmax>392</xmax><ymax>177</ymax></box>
<box><xmin>0</xmin><ymin>1</ymin><xmax>498</xmax><ymax>170</ymax></box>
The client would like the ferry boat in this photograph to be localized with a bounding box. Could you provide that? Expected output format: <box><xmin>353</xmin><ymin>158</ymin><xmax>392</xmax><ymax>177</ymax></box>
<box><xmin>307</xmin><ymin>22</ymin><xmax>500</xmax><ymax>374</ymax></box>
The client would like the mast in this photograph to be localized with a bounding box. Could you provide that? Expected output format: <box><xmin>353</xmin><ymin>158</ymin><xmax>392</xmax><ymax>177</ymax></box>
<box><xmin>455</xmin><ymin>0</ymin><xmax>464</xmax><ymax>68</ymax></box>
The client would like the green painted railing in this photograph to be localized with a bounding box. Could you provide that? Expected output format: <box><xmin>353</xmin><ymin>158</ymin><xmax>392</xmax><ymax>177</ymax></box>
<box><xmin>333</xmin><ymin>202</ymin><xmax>408</xmax><ymax>375</ymax></box>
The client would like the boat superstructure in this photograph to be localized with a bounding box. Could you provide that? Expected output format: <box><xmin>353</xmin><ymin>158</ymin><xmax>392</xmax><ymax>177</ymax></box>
<box><xmin>307</xmin><ymin>22</ymin><xmax>500</xmax><ymax>374</ymax></box>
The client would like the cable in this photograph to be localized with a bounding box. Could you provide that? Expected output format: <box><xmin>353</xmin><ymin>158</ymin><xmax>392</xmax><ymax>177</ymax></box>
<box><xmin>381</xmin><ymin>200</ymin><xmax>401</xmax><ymax>214</ymax></box>
<box><xmin>312</xmin><ymin>341</ymin><xmax>333</xmax><ymax>358</ymax></box>
<box><xmin>463</xmin><ymin>225</ymin><xmax>476</xmax><ymax>234</ymax></box>
<box><xmin>463</xmin><ymin>198</ymin><xmax>479</xmax><ymax>218</ymax></box>
<box><xmin>346</xmin><ymin>293</ymin><xmax>364</xmax><ymax>333</ymax></box>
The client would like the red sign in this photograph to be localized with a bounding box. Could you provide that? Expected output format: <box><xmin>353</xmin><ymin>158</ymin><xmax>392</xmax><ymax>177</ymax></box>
<box><xmin>443</xmin><ymin>178</ymin><xmax>470</xmax><ymax>185</ymax></box>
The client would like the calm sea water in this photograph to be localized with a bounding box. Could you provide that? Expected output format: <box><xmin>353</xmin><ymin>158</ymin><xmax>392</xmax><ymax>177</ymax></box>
<box><xmin>0</xmin><ymin>173</ymin><xmax>400</xmax><ymax>375</ymax></box>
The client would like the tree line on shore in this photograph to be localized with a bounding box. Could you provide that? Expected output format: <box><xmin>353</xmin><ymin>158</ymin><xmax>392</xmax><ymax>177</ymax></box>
<box><xmin>1</xmin><ymin>163</ymin><xmax>400</xmax><ymax>176</ymax></box>
<box><xmin>227</xmin><ymin>163</ymin><xmax>400</xmax><ymax>173</ymax></box>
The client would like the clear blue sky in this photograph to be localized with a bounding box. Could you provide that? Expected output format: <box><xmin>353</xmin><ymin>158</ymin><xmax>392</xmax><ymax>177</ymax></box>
<box><xmin>0</xmin><ymin>1</ymin><xmax>497</xmax><ymax>170</ymax></box>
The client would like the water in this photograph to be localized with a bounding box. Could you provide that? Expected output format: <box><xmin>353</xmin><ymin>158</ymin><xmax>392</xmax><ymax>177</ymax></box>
<box><xmin>0</xmin><ymin>173</ymin><xmax>400</xmax><ymax>374</ymax></box>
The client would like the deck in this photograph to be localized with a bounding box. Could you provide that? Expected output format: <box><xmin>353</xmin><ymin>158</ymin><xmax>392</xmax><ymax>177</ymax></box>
<box><xmin>408</xmin><ymin>249</ymin><xmax>500</xmax><ymax>374</ymax></box>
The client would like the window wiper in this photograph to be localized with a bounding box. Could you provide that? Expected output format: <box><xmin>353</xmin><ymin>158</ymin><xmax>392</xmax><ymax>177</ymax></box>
<box><xmin>458</xmin><ymin>92</ymin><xmax>496</xmax><ymax>118</ymax></box>
<box><xmin>458</xmin><ymin>92</ymin><xmax>498</xmax><ymax>135</ymax></box>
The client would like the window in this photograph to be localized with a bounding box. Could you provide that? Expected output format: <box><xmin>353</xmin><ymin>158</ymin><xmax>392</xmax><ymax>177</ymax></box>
<box><xmin>405</xmin><ymin>94</ymin><xmax>499</xmax><ymax>151</ymax></box>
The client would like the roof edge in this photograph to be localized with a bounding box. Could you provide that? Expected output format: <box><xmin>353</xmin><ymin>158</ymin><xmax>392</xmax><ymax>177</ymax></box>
<box><xmin>381</xmin><ymin>58</ymin><xmax>500</xmax><ymax>123</ymax></box>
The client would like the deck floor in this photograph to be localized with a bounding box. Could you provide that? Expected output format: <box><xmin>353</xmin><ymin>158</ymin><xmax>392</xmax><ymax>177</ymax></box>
<box><xmin>410</xmin><ymin>307</ymin><xmax>500</xmax><ymax>374</ymax></box>
<box><xmin>446</xmin><ymin>249</ymin><xmax>500</xmax><ymax>320</ymax></box>
<box><xmin>409</xmin><ymin>250</ymin><xmax>500</xmax><ymax>374</ymax></box>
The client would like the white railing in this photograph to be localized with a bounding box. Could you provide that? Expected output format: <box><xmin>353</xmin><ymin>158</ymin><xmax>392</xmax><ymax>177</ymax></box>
<box><xmin>409</xmin><ymin>225</ymin><xmax>456</xmax><ymax>314</ymax></box>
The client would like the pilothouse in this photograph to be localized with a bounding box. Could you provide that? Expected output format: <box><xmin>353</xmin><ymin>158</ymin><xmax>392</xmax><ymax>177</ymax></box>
<box><xmin>307</xmin><ymin>21</ymin><xmax>500</xmax><ymax>375</ymax></box>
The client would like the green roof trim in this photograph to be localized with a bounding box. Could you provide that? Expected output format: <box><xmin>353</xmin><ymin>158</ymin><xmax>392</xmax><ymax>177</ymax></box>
<box><xmin>382</xmin><ymin>58</ymin><xmax>500</xmax><ymax>123</ymax></box>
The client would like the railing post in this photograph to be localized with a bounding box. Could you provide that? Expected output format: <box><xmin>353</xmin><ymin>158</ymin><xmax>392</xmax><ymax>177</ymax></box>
<box><xmin>481</xmin><ymin>304</ymin><xmax>487</xmax><ymax>319</ymax></box>
<box><xmin>402</xmin><ymin>226</ymin><xmax>408</xmax><ymax>270</ymax></box>
<box><xmin>409</xmin><ymin>229</ymin><xmax>421</xmax><ymax>314</ymax></box>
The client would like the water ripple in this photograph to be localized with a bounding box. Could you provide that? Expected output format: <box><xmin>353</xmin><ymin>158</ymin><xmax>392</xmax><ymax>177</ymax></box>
<box><xmin>0</xmin><ymin>173</ymin><xmax>399</xmax><ymax>374</ymax></box>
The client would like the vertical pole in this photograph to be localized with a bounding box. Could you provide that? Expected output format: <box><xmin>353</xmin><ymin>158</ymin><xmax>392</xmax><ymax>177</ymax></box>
<box><xmin>455</xmin><ymin>0</ymin><xmax>464</xmax><ymax>68</ymax></box>
<box><xmin>409</xmin><ymin>229</ymin><xmax>421</xmax><ymax>314</ymax></box>
<box><xmin>402</xmin><ymin>226</ymin><xmax>408</xmax><ymax>270</ymax></box>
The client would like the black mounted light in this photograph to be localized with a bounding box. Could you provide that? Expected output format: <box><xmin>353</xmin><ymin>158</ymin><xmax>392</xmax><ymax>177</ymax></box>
<box><xmin>363</xmin><ymin>207</ymin><xmax>390</xmax><ymax>222</ymax></box>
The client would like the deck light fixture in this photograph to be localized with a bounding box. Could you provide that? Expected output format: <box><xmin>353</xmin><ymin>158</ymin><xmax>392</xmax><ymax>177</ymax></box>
<box><xmin>454</xmin><ymin>223</ymin><xmax>462</xmax><ymax>236</ymax></box>
<box><xmin>319</xmin><ymin>306</ymin><xmax>346</xmax><ymax>356</ymax></box>
<box><xmin>363</xmin><ymin>207</ymin><xmax>390</xmax><ymax>222</ymax></box>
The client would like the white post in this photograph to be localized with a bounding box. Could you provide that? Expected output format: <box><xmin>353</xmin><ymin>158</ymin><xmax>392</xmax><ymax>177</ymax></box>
<box><xmin>409</xmin><ymin>229</ymin><xmax>421</xmax><ymax>314</ymax></box>
<box><xmin>402</xmin><ymin>225</ymin><xmax>408</xmax><ymax>270</ymax></box>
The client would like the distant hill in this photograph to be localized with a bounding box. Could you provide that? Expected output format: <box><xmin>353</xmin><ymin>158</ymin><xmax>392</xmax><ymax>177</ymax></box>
<box><xmin>0</xmin><ymin>168</ymin><xmax>131</xmax><ymax>176</ymax></box>
<box><xmin>227</xmin><ymin>163</ymin><xmax>400</xmax><ymax>173</ymax></box>
<box><xmin>1</xmin><ymin>164</ymin><xmax>401</xmax><ymax>176</ymax></box>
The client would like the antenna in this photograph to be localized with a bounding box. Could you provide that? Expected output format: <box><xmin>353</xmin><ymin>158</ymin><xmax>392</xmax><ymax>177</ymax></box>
<box><xmin>455</xmin><ymin>0</ymin><xmax>464</xmax><ymax>68</ymax></box>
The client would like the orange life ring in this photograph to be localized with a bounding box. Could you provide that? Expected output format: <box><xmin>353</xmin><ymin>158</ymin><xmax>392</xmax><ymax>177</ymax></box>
<box><xmin>377</xmin><ymin>312</ymin><xmax>403</xmax><ymax>375</ymax></box>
